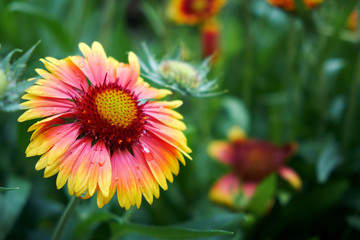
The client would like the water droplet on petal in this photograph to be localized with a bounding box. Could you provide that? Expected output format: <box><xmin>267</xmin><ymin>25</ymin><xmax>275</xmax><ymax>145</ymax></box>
<box><xmin>142</xmin><ymin>146</ymin><xmax>150</xmax><ymax>154</ymax></box>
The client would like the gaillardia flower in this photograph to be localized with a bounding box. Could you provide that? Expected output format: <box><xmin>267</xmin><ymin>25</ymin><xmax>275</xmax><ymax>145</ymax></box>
<box><xmin>168</xmin><ymin>0</ymin><xmax>227</xmax><ymax>25</ymax></box>
<box><xmin>208</xmin><ymin>127</ymin><xmax>301</xmax><ymax>210</ymax></box>
<box><xmin>18</xmin><ymin>42</ymin><xmax>192</xmax><ymax>209</ymax></box>
<box><xmin>266</xmin><ymin>0</ymin><xmax>324</xmax><ymax>11</ymax></box>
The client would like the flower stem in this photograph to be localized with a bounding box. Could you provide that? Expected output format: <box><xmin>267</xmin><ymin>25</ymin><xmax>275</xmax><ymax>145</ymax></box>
<box><xmin>242</xmin><ymin>0</ymin><xmax>253</xmax><ymax>106</ymax></box>
<box><xmin>51</xmin><ymin>196</ymin><xmax>81</xmax><ymax>240</ymax></box>
<box><xmin>315</xmin><ymin>0</ymin><xmax>357</xmax><ymax>136</ymax></box>
<box><xmin>342</xmin><ymin>44</ymin><xmax>360</xmax><ymax>151</ymax></box>
<box><xmin>285</xmin><ymin>18</ymin><xmax>297</xmax><ymax>141</ymax></box>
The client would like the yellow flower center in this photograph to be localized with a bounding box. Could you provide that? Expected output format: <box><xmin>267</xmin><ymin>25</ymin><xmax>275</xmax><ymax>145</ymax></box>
<box><xmin>95</xmin><ymin>89</ymin><xmax>138</xmax><ymax>128</ymax></box>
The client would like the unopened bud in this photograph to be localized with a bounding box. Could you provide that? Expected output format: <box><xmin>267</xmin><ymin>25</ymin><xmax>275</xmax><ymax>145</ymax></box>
<box><xmin>159</xmin><ymin>60</ymin><xmax>200</xmax><ymax>89</ymax></box>
<box><xmin>0</xmin><ymin>69</ymin><xmax>8</xmax><ymax>97</ymax></box>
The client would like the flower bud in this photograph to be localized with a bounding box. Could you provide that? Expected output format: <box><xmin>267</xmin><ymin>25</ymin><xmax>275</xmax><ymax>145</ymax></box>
<box><xmin>159</xmin><ymin>60</ymin><xmax>200</xmax><ymax>89</ymax></box>
<box><xmin>0</xmin><ymin>69</ymin><xmax>8</xmax><ymax>98</ymax></box>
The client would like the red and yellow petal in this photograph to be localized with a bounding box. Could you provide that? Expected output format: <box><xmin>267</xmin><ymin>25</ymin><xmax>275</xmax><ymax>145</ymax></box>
<box><xmin>145</xmin><ymin>101</ymin><xmax>184</xmax><ymax>119</ymax></box>
<box><xmin>25</xmin><ymin>123</ymin><xmax>79</xmax><ymax>158</ymax></box>
<box><xmin>40</xmin><ymin>57</ymin><xmax>88</xmax><ymax>92</ymax></box>
<box><xmin>208</xmin><ymin>140</ymin><xmax>233</xmax><ymax>164</ymax></box>
<box><xmin>139</xmin><ymin>135</ymin><xmax>183</xmax><ymax>190</ymax></box>
<box><xmin>209</xmin><ymin>174</ymin><xmax>258</xmax><ymax>209</ymax></box>
<box><xmin>75</xmin><ymin>42</ymin><xmax>109</xmax><ymax>86</ymax></box>
<box><xmin>73</xmin><ymin>141</ymin><xmax>112</xmax><ymax>198</ymax></box>
<box><xmin>115</xmin><ymin>52</ymin><xmax>140</xmax><ymax>89</ymax></box>
<box><xmin>55</xmin><ymin>138</ymin><xmax>92</xmax><ymax>191</ymax></box>
<box><xmin>278</xmin><ymin>167</ymin><xmax>302</xmax><ymax>190</ymax></box>
<box><xmin>112</xmin><ymin>149</ymin><xmax>153</xmax><ymax>209</ymax></box>
<box><xmin>209</xmin><ymin>173</ymin><xmax>241</xmax><ymax>208</ymax></box>
<box><xmin>36</xmin><ymin>124</ymin><xmax>81</xmax><ymax>174</ymax></box>
<box><xmin>145</xmin><ymin>122</ymin><xmax>192</xmax><ymax>159</ymax></box>
<box><xmin>145</xmin><ymin>100</ymin><xmax>186</xmax><ymax>130</ymax></box>
<box><xmin>133</xmin><ymin>82</ymin><xmax>172</xmax><ymax>100</ymax></box>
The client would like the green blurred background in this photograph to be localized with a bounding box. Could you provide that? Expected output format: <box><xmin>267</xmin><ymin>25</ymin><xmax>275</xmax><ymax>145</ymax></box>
<box><xmin>1</xmin><ymin>0</ymin><xmax>360</xmax><ymax>239</ymax></box>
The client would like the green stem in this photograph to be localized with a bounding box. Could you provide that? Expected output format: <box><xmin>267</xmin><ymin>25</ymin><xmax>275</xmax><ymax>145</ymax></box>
<box><xmin>315</xmin><ymin>0</ymin><xmax>358</xmax><ymax>136</ymax></box>
<box><xmin>270</xmin><ymin>105</ymin><xmax>281</xmax><ymax>144</ymax></box>
<box><xmin>99</xmin><ymin>0</ymin><xmax>118</xmax><ymax>46</ymax></box>
<box><xmin>342</xmin><ymin>44</ymin><xmax>360</xmax><ymax>151</ymax></box>
<box><xmin>242</xmin><ymin>0</ymin><xmax>253</xmax><ymax>106</ymax></box>
<box><xmin>122</xmin><ymin>206</ymin><xmax>136</xmax><ymax>221</ymax></box>
<box><xmin>51</xmin><ymin>197</ymin><xmax>81</xmax><ymax>240</ymax></box>
<box><xmin>285</xmin><ymin>18</ymin><xmax>297</xmax><ymax>141</ymax></box>
<box><xmin>317</xmin><ymin>61</ymin><xmax>327</xmax><ymax>136</ymax></box>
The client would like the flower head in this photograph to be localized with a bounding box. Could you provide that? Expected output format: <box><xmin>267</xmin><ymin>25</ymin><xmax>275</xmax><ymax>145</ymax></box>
<box><xmin>18</xmin><ymin>42</ymin><xmax>192</xmax><ymax>209</ymax></box>
<box><xmin>168</xmin><ymin>0</ymin><xmax>226</xmax><ymax>25</ymax></box>
<box><xmin>140</xmin><ymin>44</ymin><xmax>225</xmax><ymax>97</ymax></box>
<box><xmin>208</xmin><ymin>126</ymin><xmax>301</xmax><ymax>210</ymax></box>
<box><xmin>266</xmin><ymin>0</ymin><xmax>324</xmax><ymax>11</ymax></box>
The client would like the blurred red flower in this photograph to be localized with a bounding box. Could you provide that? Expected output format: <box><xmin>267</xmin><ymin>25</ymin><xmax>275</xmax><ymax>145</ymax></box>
<box><xmin>209</xmin><ymin>127</ymin><xmax>301</xmax><ymax>210</ymax></box>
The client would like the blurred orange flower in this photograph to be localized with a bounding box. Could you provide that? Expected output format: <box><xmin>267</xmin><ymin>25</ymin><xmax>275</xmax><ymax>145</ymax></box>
<box><xmin>347</xmin><ymin>9</ymin><xmax>358</xmax><ymax>31</ymax></box>
<box><xmin>208</xmin><ymin>127</ymin><xmax>301</xmax><ymax>210</ymax></box>
<box><xmin>168</xmin><ymin>0</ymin><xmax>226</xmax><ymax>25</ymax></box>
<box><xmin>267</xmin><ymin>0</ymin><xmax>324</xmax><ymax>11</ymax></box>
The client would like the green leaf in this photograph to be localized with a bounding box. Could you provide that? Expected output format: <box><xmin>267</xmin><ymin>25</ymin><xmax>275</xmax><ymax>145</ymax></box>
<box><xmin>75</xmin><ymin>210</ymin><xmax>234</xmax><ymax>240</ymax></box>
<box><xmin>0</xmin><ymin>187</ymin><xmax>19</xmax><ymax>192</ymax></box>
<box><xmin>8</xmin><ymin>2</ymin><xmax>71</xmax><ymax>51</ymax></box>
<box><xmin>178</xmin><ymin>213</ymin><xmax>245</xmax><ymax>230</ymax></box>
<box><xmin>0</xmin><ymin>176</ymin><xmax>31</xmax><ymax>239</ymax></box>
<box><xmin>347</xmin><ymin>215</ymin><xmax>360</xmax><ymax>231</ymax></box>
<box><xmin>328</xmin><ymin>96</ymin><xmax>346</xmax><ymax>123</ymax></box>
<box><xmin>110</xmin><ymin>221</ymin><xmax>233</xmax><ymax>239</ymax></box>
<box><xmin>316</xmin><ymin>138</ymin><xmax>342</xmax><ymax>183</ymax></box>
<box><xmin>1</xmin><ymin>49</ymin><xmax>22</xmax><ymax>70</ymax></box>
<box><xmin>142</xmin><ymin>2</ymin><xmax>165</xmax><ymax>37</ymax></box>
<box><xmin>0</xmin><ymin>102</ymin><xmax>21</xmax><ymax>112</ymax></box>
<box><xmin>219</xmin><ymin>96</ymin><xmax>250</xmax><ymax>134</ymax></box>
<box><xmin>141</xmin><ymin>43</ymin><xmax>159</xmax><ymax>72</ymax></box>
<box><xmin>324</xmin><ymin>58</ymin><xmax>345</xmax><ymax>79</ymax></box>
<box><xmin>247</xmin><ymin>174</ymin><xmax>277</xmax><ymax>215</ymax></box>
<box><xmin>12</xmin><ymin>40</ymin><xmax>40</xmax><ymax>79</ymax></box>
<box><xmin>279</xmin><ymin>180</ymin><xmax>349</xmax><ymax>222</ymax></box>
<box><xmin>74</xmin><ymin>211</ymin><xmax>120</xmax><ymax>240</ymax></box>
<box><xmin>6</xmin><ymin>78</ymin><xmax>36</xmax><ymax>95</ymax></box>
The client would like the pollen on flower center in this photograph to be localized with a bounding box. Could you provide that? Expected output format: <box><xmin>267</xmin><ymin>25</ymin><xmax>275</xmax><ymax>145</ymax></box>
<box><xmin>95</xmin><ymin>89</ymin><xmax>138</xmax><ymax>128</ymax></box>
<box><xmin>74</xmin><ymin>83</ymin><xmax>147</xmax><ymax>149</ymax></box>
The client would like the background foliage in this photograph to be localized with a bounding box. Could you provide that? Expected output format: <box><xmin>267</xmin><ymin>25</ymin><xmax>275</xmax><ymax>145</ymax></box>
<box><xmin>1</xmin><ymin>0</ymin><xmax>360</xmax><ymax>239</ymax></box>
